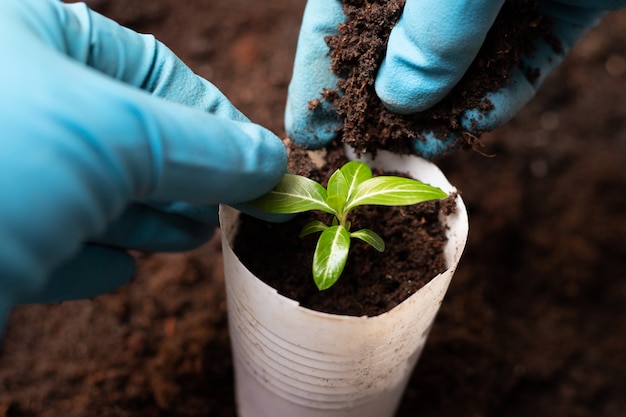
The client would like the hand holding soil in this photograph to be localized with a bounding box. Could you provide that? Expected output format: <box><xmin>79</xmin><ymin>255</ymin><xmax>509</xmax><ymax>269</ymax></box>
<box><xmin>287</xmin><ymin>0</ymin><xmax>626</xmax><ymax>158</ymax></box>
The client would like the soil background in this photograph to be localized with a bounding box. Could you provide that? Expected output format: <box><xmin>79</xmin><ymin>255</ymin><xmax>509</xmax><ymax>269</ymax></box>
<box><xmin>2</xmin><ymin>1</ymin><xmax>626</xmax><ymax>416</ymax></box>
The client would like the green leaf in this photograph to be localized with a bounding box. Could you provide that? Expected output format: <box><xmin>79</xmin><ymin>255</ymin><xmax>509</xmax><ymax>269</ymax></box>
<box><xmin>249</xmin><ymin>174</ymin><xmax>334</xmax><ymax>214</ymax></box>
<box><xmin>345</xmin><ymin>176</ymin><xmax>447</xmax><ymax>212</ymax></box>
<box><xmin>299</xmin><ymin>220</ymin><xmax>328</xmax><ymax>237</ymax></box>
<box><xmin>326</xmin><ymin>195</ymin><xmax>346</xmax><ymax>215</ymax></box>
<box><xmin>340</xmin><ymin>161</ymin><xmax>372</xmax><ymax>202</ymax></box>
<box><xmin>312</xmin><ymin>225</ymin><xmax>351</xmax><ymax>290</ymax></box>
<box><xmin>350</xmin><ymin>229</ymin><xmax>385</xmax><ymax>252</ymax></box>
<box><xmin>326</xmin><ymin>168</ymin><xmax>348</xmax><ymax>214</ymax></box>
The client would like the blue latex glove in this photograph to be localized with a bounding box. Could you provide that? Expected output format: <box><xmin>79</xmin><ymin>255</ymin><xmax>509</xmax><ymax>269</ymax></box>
<box><xmin>286</xmin><ymin>0</ymin><xmax>626</xmax><ymax>158</ymax></box>
<box><xmin>0</xmin><ymin>0</ymin><xmax>287</xmax><ymax>330</ymax></box>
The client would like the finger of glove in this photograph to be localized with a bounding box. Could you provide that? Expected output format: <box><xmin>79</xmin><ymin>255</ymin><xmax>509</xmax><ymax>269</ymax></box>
<box><xmin>15</xmin><ymin>0</ymin><xmax>250</xmax><ymax>122</ymax></box>
<box><xmin>412</xmin><ymin>132</ymin><xmax>458</xmax><ymax>160</ymax></box>
<box><xmin>94</xmin><ymin>203</ymin><xmax>216</xmax><ymax>253</ymax></box>
<box><xmin>531</xmin><ymin>2</ymin><xmax>605</xmax><ymax>85</ymax></box>
<box><xmin>17</xmin><ymin>246</ymin><xmax>136</xmax><ymax>304</ymax></box>
<box><xmin>25</xmin><ymin>65</ymin><xmax>287</xmax><ymax>215</ymax></box>
<box><xmin>459</xmin><ymin>4</ymin><xmax>604</xmax><ymax>133</ymax></box>
<box><xmin>375</xmin><ymin>0</ymin><xmax>506</xmax><ymax>114</ymax></box>
<box><xmin>285</xmin><ymin>0</ymin><xmax>345</xmax><ymax>149</ymax></box>
<box><xmin>145</xmin><ymin>201</ymin><xmax>219</xmax><ymax>227</ymax></box>
<box><xmin>2</xmin><ymin>54</ymin><xmax>285</xmax><ymax>303</ymax></box>
<box><xmin>62</xmin><ymin>2</ymin><xmax>290</xmax><ymax>226</ymax></box>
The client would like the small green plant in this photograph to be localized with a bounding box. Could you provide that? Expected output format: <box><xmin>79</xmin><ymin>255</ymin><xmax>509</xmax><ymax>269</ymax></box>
<box><xmin>249</xmin><ymin>161</ymin><xmax>447</xmax><ymax>291</ymax></box>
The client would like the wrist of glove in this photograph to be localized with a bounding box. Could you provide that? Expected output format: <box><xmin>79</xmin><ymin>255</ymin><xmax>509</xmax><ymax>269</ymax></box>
<box><xmin>286</xmin><ymin>0</ymin><xmax>626</xmax><ymax>157</ymax></box>
<box><xmin>0</xmin><ymin>0</ymin><xmax>287</xmax><ymax>322</ymax></box>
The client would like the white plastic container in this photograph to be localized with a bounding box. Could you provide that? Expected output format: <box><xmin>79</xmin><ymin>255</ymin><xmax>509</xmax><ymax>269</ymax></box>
<box><xmin>219</xmin><ymin>150</ymin><xmax>469</xmax><ymax>417</ymax></box>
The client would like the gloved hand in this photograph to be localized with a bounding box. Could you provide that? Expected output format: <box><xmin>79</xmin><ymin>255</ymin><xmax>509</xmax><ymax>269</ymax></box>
<box><xmin>0</xmin><ymin>0</ymin><xmax>287</xmax><ymax>330</ymax></box>
<box><xmin>286</xmin><ymin>0</ymin><xmax>626</xmax><ymax>157</ymax></box>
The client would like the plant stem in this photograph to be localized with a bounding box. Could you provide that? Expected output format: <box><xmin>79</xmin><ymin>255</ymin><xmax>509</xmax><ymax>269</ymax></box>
<box><xmin>336</xmin><ymin>212</ymin><xmax>349</xmax><ymax>231</ymax></box>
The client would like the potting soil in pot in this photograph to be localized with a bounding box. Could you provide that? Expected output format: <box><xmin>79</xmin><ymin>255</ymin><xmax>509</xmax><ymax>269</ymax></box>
<box><xmin>234</xmin><ymin>142</ymin><xmax>458</xmax><ymax>316</ymax></box>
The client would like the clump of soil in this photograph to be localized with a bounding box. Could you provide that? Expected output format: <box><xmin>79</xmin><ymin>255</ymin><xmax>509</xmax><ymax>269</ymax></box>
<box><xmin>325</xmin><ymin>0</ymin><xmax>557</xmax><ymax>156</ymax></box>
<box><xmin>233</xmin><ymin>142</ymin><xmax>457</xmax><ymax>316</ymax></box>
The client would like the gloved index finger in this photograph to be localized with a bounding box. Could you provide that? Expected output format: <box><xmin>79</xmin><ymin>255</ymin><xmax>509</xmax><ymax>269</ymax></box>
<box><xmin>3</xmin><ymin>53</ymin><xmax>288</xmax><ymax>263</ymax></box>
<box><xmin>375</xmin><ymin>0</ymin><xmax>505</xmax><ymax>114</ymax></box>
<box><xmin>57</xmin><ymin>2</ymin><xmax>247</xmax><ymax>122</ymax></box>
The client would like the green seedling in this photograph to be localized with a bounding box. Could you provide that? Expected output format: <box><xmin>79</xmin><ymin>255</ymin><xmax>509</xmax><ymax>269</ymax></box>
<box><xmin>249</xmin><ymin>161</ymin><xmax>447</xmax><ymax>291</ymax></box>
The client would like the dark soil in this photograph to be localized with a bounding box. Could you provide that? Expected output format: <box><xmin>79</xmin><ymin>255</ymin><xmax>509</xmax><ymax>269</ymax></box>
<box><xmin>234</xmin><ymin>142</ymin><xmax>456</xmax><ymax>317</ymax></box>
<box><xmin>1</xmin><ymin>1</ymin><xmax>626</xmax><ymax>417</ymax></box>
<box><xmin>327</xmin><ymin>0</ymin><xmax>557</xmax><ymax>156</ymax></box>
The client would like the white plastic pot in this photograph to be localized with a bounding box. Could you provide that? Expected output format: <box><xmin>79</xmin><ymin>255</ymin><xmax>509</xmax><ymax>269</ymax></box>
<box><xmin>219</xmin><ymin>150</ymin><xmax>469</xmax><ymax>417</ymax></box>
